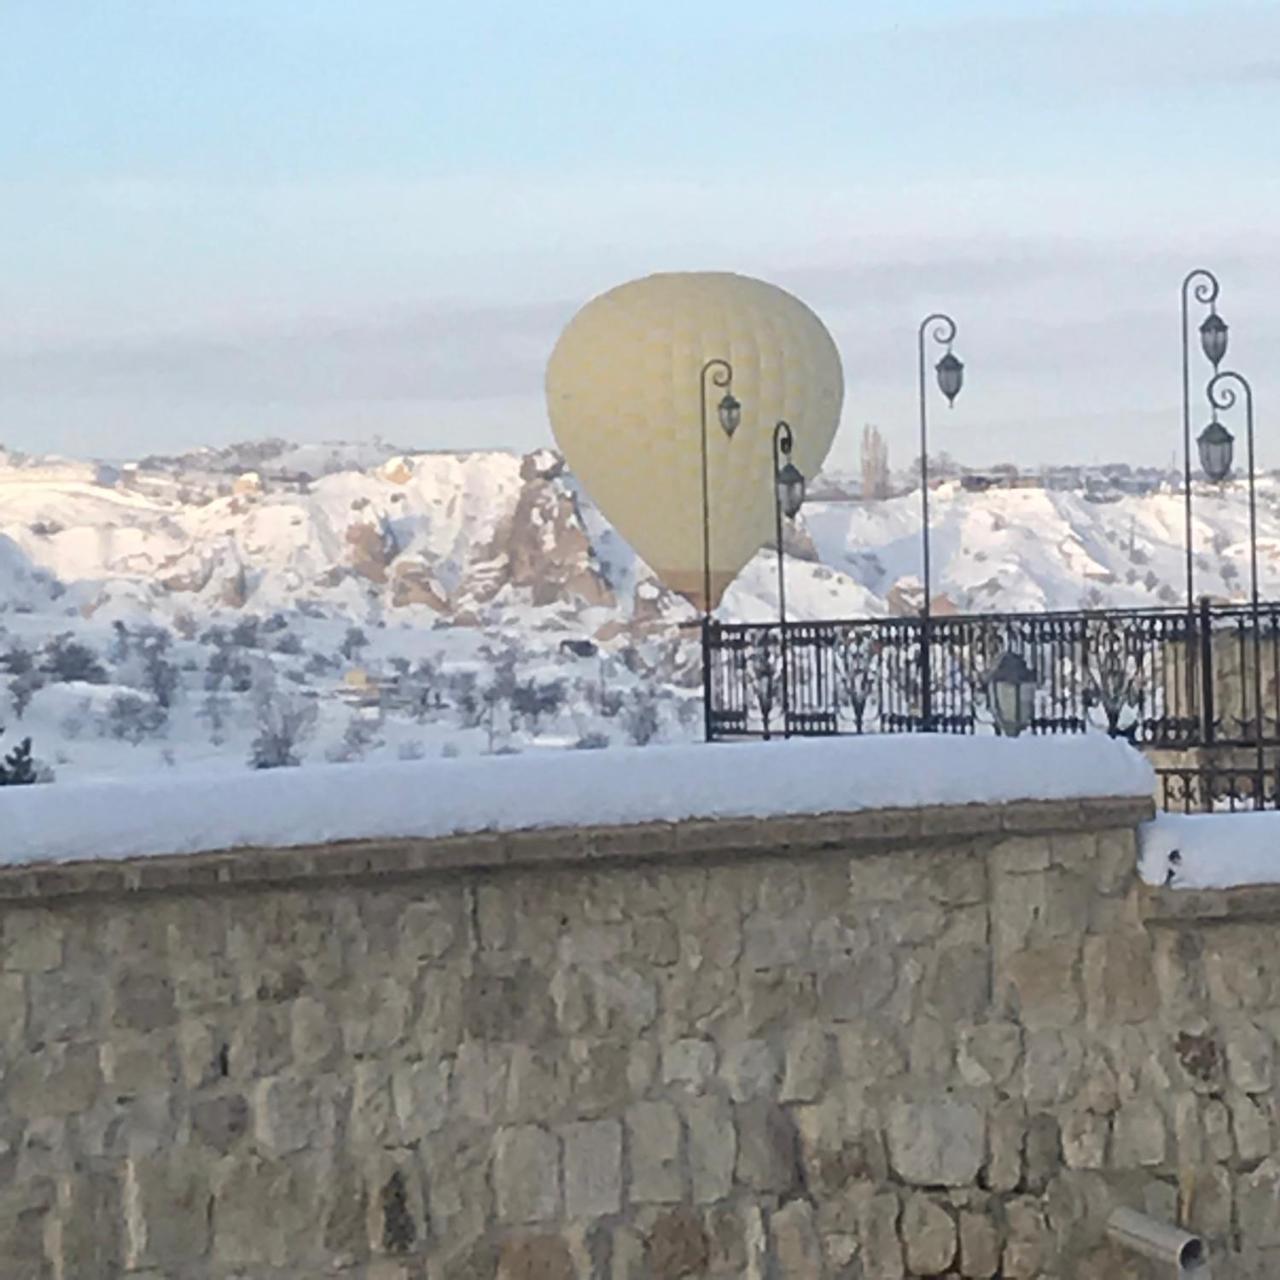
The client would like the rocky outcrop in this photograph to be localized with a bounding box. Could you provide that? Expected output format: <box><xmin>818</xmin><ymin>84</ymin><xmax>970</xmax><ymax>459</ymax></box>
<box><xmin>218</xmin><ymin>562</ymin><xmax>249</xmax><ymax>609</ymax></box>
<box><xmin>7</xmin><ymin>446</ymin><xmax>697</xmax><ymax>632</ymax></box>
<box><xmin>389</xmin><ymin>559</ymin><xmax>448</xmax><ymax>611</ymax></box>
<box><xmin>769</xmin><ymin>520</ymin><xmax>821</xmax><ymax>563</ymax></box>
<box><xmin>345</xmin><ymin>519</ymin><xmax>398</xmax><ymax>585</ymax></box>
<box><xmin>158</xmin><ymin>541</ymin><xmax>249</xmax><ymax>609</ymax></box>
<box><xmin>631</xmin><ymin>580</ymin><xmax>680</xmax><ymax>631</ymax></box>
<box><xmin>470</xmin><ymin>452</ymin><xmax>616</xmax><ymax>612</ymax></box>
<box><xmin>158</xmin><ymin>561</ymin><xmax>212</xmax><ymax>594</ymax></box>
<box><xmin>886</xmin><ymin>577</ymin><xmax>960</xmax><ymax>618</ymax></box>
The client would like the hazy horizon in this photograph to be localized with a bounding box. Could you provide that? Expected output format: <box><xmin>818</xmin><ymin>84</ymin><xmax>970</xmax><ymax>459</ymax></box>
<box><xmin>0</xmin><ymin>431</ymin><xmax>1221</xmax><ymax>481</ymax></box>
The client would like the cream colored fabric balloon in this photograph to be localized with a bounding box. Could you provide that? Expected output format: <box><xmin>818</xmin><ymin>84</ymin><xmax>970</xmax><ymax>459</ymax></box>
<box><xmin>546</xmin><ymin>272</ymin><xmax>844</xmax><ymax>611</ymax></box>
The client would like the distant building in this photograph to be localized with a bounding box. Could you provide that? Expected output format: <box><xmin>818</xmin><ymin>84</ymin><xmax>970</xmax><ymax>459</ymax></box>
<box><xmin>340</xmin><ymin>670</ymin><xmax>381</xmax><ymax>707</ymax></box>
<box><xmin>959</xmin><ymin>469</ymin><xmax>1042</xmax><ymax>492</ymax></box>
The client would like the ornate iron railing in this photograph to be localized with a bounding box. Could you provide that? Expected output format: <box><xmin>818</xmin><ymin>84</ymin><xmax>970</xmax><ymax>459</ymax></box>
<box><xmin>1156</xmin><ymin>763</ymin><xmax>1280</xmax><ymax>814</ymax></box>
<box><xmin>704</xmin><ymin>598</ymin><xmax>1280</xmax><ymax>752</ymax></box>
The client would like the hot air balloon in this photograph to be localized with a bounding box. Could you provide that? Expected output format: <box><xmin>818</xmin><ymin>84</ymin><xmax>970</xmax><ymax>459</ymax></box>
<box><xmin>545</xmin><ymin>272</ymin><xmax>844</xmax><ymax>612</ymax></box>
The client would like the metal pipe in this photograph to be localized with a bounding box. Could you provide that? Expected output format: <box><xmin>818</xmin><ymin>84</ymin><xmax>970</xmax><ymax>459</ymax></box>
<box><xmin>1106</xmin><ymin>1208</ymin><xmax>1208</xmax><ymax>1275</ymax></box>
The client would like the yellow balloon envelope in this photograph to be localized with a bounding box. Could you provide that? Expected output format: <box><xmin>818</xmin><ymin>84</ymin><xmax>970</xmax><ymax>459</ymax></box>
<box><xmin>546</xmin><ymin>271</ymin><xmax>844</xmax><ymax>611</ymax></box>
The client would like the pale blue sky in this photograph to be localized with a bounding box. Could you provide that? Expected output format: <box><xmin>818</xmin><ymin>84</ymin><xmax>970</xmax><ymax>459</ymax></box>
<box><xmin>2</xmin><ymin>1</ymin><xmax>1279</xmax><ymax>469</ymax></box>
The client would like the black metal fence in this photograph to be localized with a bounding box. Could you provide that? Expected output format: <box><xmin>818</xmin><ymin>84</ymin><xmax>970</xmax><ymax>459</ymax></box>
<box><xmin>1156</xmin><ymin>762</ymin><xmax>1278</xmax><ymax>814</ymax></box>
<box><xmin>704</xmin><ymin>598</ymin><xmax>1280</xmax><ymax>810</ymax></box>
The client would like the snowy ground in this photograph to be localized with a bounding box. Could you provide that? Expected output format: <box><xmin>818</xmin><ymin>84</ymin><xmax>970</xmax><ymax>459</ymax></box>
<box><xmin>1140</xmin><ymin>811</ymin><xmax>1280</xmax><ymax>890</ymax></box>
<box><xmin>3</xmin><ymin>442</ymin><xmax>1280</xmax><ymax>785</ymax></box>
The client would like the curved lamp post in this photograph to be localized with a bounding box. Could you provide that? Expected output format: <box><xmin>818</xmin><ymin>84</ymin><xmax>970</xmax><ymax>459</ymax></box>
<box><xmin>699</xmin><ymin>357</ymin><xmax>741</xmax><ymax>614</ymax></box>
<box><xmin>1180</xmin><ymin>269</ymin><xmax>1228</xmax><ymax>614</ymax></box>
<box><xmin>1204</xmin><ymin>370</ymin><xmax>1263</xmax><ymax>803</ymax></box>
<box><xmin>699</xmin><ymin>358</ymin><xmax>740</xmax><ymax>741</ymax></box>
<box><xmin>917</xmin><ymin>313</ymin><xmax>964</xmax><ymax>730</ymax></box>
<box><xmin>772</xmin><ymin>420</ymin><xmax>806</xmax><ymax>737</ymax></box>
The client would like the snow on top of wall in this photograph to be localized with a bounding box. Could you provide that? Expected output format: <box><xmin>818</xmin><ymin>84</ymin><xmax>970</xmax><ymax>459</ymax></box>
<box><xmin>0</xmin><ymin>735</ymin><xmax>1153</xmax><ymax>869</ymax></box>
<box><xmin>1140</xmin><ymin>811</ymin><xmax>1280</xmax><ymax>890</ymax></box>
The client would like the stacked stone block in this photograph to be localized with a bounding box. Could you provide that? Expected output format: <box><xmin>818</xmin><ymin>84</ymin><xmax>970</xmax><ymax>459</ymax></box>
<box><xmin>0</xmin><ymin>797</ymin><xmax>1278</xmax><ymax>1277</ymax></box>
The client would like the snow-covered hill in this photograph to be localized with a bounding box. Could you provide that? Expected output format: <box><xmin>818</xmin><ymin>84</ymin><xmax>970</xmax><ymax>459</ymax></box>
<box><xmin>1</xmin><ymin>441</ymin><xmax>1277</xmax><ymax>783</ymax></box>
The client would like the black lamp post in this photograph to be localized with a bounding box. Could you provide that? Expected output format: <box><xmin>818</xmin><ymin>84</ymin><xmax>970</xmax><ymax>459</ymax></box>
<box><xmin>772</xmin><ymin>420</ymin><xmax>805</xmax><ymax>737</ymax></box>
<box><xmin>1205</xmin><ymin>369</ymin><xmax>1264</xmax><ymax>804</ymax></box>
<box><xmin>699</xmin><ymin>358</ymin><xmax>740</xmax><ymax>742</ymax></box>
<box><xmin>917</xmin><ymin>312</ymin><xmax>963</xmax><ymax>730</ymax></box>
<box><xmin>1180</xmin><ymin>269</ymin><xmax>1228</xmax><ymax>615</ymax></box>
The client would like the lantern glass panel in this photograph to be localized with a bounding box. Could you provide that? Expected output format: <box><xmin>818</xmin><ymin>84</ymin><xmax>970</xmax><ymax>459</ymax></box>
<box><xmin>988</xmin><ymin>650</ymin><xmax>1036</xmax><ymax>738</ymax></box>
<box><xmin>936</xmin><ymin>352</ymin><xmax>964</xmax><ymax>404</ymax></box>
<box><xmin>1197</xmin><ymin>421</ymin><xmax>1234</xmax><ymax>482</ymax></box>
<box><xmin>1199</xmin><ymin>313</ymin><xmax>1229</xmax><ymax>368</ymax></box>
<box><xmin>776</xmin><ymin>462</ymin><xmax>806</xmax><ymax>519</ymax></box>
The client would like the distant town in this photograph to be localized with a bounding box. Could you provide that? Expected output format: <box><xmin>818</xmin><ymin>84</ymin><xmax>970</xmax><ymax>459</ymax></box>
<box><xmin>1</xmin><ymin>433</ymin><xmax>1229</xmax><ymax>510</ymax></box>
<box><xmin>807</xmin><ymin>423</ymin><xmax>1220</xmax><ymax>505</ymax></box>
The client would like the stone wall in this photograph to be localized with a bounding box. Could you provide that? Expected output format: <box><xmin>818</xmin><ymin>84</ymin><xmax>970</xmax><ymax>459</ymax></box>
<box><xmin>2</xmin><ymin>796</ymin><xmax>1279</xmax><ymax>1278</ymax></box>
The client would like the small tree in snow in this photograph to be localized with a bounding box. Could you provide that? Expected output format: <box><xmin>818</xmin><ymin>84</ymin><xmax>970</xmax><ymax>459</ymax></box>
<box><xmin>450</xmin><ymin>671</ymin><xmax>483</xmax><ymax>728</ymax></box>
<box><xmin>0</xmin><ymin>731</ymin><xmax>37</xmax><ymax>785</ymax></box>
<box><xmin>205</xmin><ymin>643</ymin><xmax>253</xmax><ymax>694</ymax></box>
<box><xmin>305</xmin><ymin>650</ymin><xmax>337</xmax><ymax>678</ymax></box>
<box><xmin>623</xmin><ymin>690</ymin><xmax>660</xmax><ymax>746</ymax></box>
<box><xmin>327</xmin><ymin>710</ymin><xmax>382</xmax><ymax>763</ymax></box>
<box><xmin>105</xmin><ymin>692</ymin><xmax>167</xmax><ymax>746</ymax></box>
<box><xmin>9</xmin><ymin>669</ymin><xmax>43</xmax><ymax>719</ymax></box>
<box><xmin>675</xmin><ymin>697</ymin><xmax>701</xmax><ymax>732</ymax></box>
<box><xmin>42</xmin><ymin>634</ymin><xmax>107</xmax><ymax>684</ymax></box>
<box><xmin>404</xmin><ymin>658</ymin><xmax>440</xmax><ymax>721</ymax></box>
<box><xmin>512</xmin><ymin>679</ymin><xmax>565</xmax><ymax>735</ymax></box>
<box><xmin>198</xmin><ymin>692</ymin><xmax>232</xmax><ymax>746</ymax></box>
<box><xmin>248</xmin><ymin>680</ymin><xmax>316</xmax><ymax>769</ymax></box>
<box><xmin>230</xmin><ymin>615</ymin><xmax>262</xmax><ymax>649</ymax></box>
<box><xmin>137</xmin><ymin>626</ymin><xmax>180</xmax><ymax>709</ymax></box>
<box><xmin>109</xmin><ymin>621</ymin><xmax>132</xmax><ymax>664</ymax></box>
<box><xmin>0</xmin><ymin>642</ymin><xmax>33</xmax><ymax>676</ymax></box>
<box><xmin>340</xmin><ymin>626</ymin><xmax>369</xmax><ymax>661</ymax></box>
<box><xmin>482</xmin><ymin>691</ymin><xmax>505</xmax><ymax>754</ymax></box>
